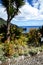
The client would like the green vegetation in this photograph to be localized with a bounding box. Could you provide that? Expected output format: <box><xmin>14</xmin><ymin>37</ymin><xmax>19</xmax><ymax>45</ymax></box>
<box><xmin>27</xmin><ymin>28</ymin><xmax>41</xmax><ymax>46</ymax></box>
<box><xmin>29</xmin><ymin>46</ymin><xmax>43</xmax><ymax>56</ymax></box>
<box><xmin>1</xmin><ymin>0</ymin><xmax>24</xmax><ymax>43</ymax></box>
<box><xmin>0</xmin><ymin>24</ymin><xmax>43</xmax><ymax>59</ymax></box>
<box><xmin>0</xmin><ymin>0</ymin><xmax>43</xmax><ymax>63</ymax></box>
<box><xmin>0</xmin><ymin>22</ymin><xmax>28</xmax><ymax>57</ymax></box>
<box><xmin>0</xmin><ymin>18</ymin><xmax>6</xmax><ymax>26</ymax></box>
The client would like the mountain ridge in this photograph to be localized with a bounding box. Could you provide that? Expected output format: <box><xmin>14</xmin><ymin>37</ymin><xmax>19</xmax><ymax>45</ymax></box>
<box><xmin>0</xmin><ymin>18</ymin><xmax>7</xmax><ymax>26</ymax></box>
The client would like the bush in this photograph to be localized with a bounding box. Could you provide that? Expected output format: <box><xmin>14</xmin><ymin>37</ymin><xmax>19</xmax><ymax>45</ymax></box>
<box><xmin>24</xmin><ymin>49</ymin><xmax>29</xmax><ymax>56</ymax></box>
<box><xmin>29</xmin><ymin>49</ymin><xmax>37</xmax><ymax>56</ymax></box>
<box><xmin>0</xmin><ymin>55</ymin><xmax>7</xmax><ymax>61</ymax></box>
<box><xmin>3</xmin><ymin>42</ymin><xmax>14</xmax><ymax>57</ymax></box>
<box><xmin>27</xmin><ymin>28</ymin><xmax>41</xmax><ymax>46</ymax></box>
<box><xmin>18</xmin><ymin>48</ymin><xmax>24</xmax><ymax>55</ymax></box>
<box><xmin>13</xmin><ymin>53</ymin><xmax>19</xmax><ymax>57</ymax></box>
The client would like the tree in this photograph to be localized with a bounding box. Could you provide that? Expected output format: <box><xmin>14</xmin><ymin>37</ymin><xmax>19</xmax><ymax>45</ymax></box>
<box><xmin>1</xmin><ymin>0</ymin><xmax>24</xmax><ymax>43</ymax></box>
<box><xmin>38</xmin><ymin>26</ymin><xmax>43</xmax><ymax>37</ymax></box>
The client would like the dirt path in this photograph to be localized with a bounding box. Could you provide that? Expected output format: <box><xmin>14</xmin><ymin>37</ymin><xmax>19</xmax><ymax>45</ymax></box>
<box><xmin>1</xmin><ymin>52</ymin><xmax>43</xmax><ymax>65</ymax></box>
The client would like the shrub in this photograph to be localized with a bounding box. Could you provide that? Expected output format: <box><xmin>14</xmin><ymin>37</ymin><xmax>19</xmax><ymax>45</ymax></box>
<box><xmin>0</xmin><ymin>55</ymin><xmax>7</xmax><ymax>61</ymax></box>
<box><xmin>27</xmin><ymin>28</ymin><xmax>41</xmax><ymax>46</ymax></box>
<box><xmin>13</xmin><ymin>53</ymin><xmax>19</xmax><ymax>57</ymax></box>
<box><xmin>3</xmin><ymin>42</ymin><xmax>14</xmax><ymax>57</ymax></box>
<box><xmin>29</xmin><ymin>49</ymin><xmax>37</xmax><ymax>56</ymax></box>
<box><xmin>18</xmin><ymin>48</ymin><xmax>24</xmax><ymax>55</ymax></box>
<box><xmin>24</xmin><ymin>49</ymin><xmax>29</xmax><ymax>56</ymax></box>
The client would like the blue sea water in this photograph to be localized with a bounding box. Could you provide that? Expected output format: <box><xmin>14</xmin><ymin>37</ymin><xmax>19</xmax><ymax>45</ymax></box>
<box><xmin>19</xmin><ymin>26</ymin><xmax>41</xmax><ymax>33</ymax></box>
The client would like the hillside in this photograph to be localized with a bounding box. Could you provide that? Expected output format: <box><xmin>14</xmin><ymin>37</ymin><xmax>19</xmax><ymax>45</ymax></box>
<box><xmin>0</xmin><ymin>18</ymin><xmax>18</xmax><ymax>27</ymax></box>
<box><xmin>0</xmin><ymin>18</ymin><xmax>6</xmax><ymax>27</ymax></box>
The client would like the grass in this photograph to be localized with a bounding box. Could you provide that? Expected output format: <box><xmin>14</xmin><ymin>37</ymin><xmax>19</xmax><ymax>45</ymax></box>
<box><xmin>28</xmin><ymin>46</ymin><xmax>43</xmax><ymax>56</ymax></box>
<box><xmin>0</xmin><ymin>43</ymin><xmax>43</xmax><ymax>61</ymax></box>
<box><xmin>0</xmin><ymin>44</ymin><xmax>4</xmax><ymax>56</ymax></box>
<box><xmin>13</xmin><ymin>53</ymin><xmax>19</xmax><ymax>58</ymax></box>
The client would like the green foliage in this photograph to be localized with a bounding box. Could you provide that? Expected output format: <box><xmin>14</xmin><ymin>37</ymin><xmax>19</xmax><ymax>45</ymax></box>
<box><xmin>28</xmin><ymin>46</ymin><xmax>43</xmax><ymax>56</ymax></box>
<box><xmin>27</xmin><ymin>28</ymin><xmax>41</xmax><ymax>46</ymax></box>
<box><xmin>24</xmin><ymin>49</ymin><xmax>29</xmax><ymax>56</ymax></box>
<box><xmin>0</xmin><ymin>24</ymin><xmax>7</xmax><ymax>42</ymax></box>
<box><xmin>2</xmin><ymin>35</ymin><xmax>28</xmax><ymax>57</ymax></box>
<box><xmin>13</xmin><ymin>53</ymin><xmax>19</xmax><ymax>58</ymax></box>
<box><xmin>3</xmin><ymin>42</ymin><xmax>14</xmax><ymax>57</ymax></box>
<box><xmin>14</xmin><ymin>35</ymin><xmax>28</xmax><ymax>47</ymax></box>
<box><xmin>38</xmin><ymin>26</ymin><xmax>43</xmax><ymax>36</ymax></box>
<box><xmin>2</xmin><ymin>0</ymin><xmax>24</xmax><ymax>20</ymax></box>
<box><xmin>0</xmin><ymin>18</ymin><xmax>6</xmax><ymax>27</ymax></box>
<box><xmin>0</xmin><ymin>18</ymin><xmax>43</xmax><ymax>58</ymax></box>
<box><xmin>0</xmin><ymin>44</ymin><xmax>4</xmax><ymax>56</ymax></box>
<box><xmin>0</xmin><ymin>22</ymin><xmax>28</xmax><ymax>57</ymax></box>
<box><xmin>0</xmin><ymin>55</ymin><xmax>7</xmax><ymax>61</ymax></box>
<box><xmin>14</xmin><ymin>0</ymin><xmax>24</xmax><ymax>8</ymax></box>
<box><xmin>29</xmin><ymin>49</ymin><xmax>37</xmax><ymax>56</ymax></box>
<box><xmin>10</xmin><ymin>25</ymin><xmax>23</xmax><ymax>40</ymax></box>
<box><xmin>13</xmin><ymin>34</ymin><xmax>28</xmax><ymax>56</ymax></box>
<box><xmin>1</xmin><ymin>0</ymin><xmax>25</xmax><ymax>43</ymax></box>
<box><xmin>35</xmin><ymin>47</ymin><xmax>43</xmax><ymax>52</ymax></box>
<box><xmin>0</xmin><ymin>24</ymin><xmax>23</xmax><ymax>42</ymax></box>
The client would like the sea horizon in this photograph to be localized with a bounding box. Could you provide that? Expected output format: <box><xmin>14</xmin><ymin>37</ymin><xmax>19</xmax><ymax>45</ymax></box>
<box><xmin>19</xmin><ymin>25</ymin><xmax>41</xmax><ymax>27</ymax></box>
<box><xmin>19</xmin><ymin>26</ymin><xmax>42</xmax><ymax>33</ymax></box>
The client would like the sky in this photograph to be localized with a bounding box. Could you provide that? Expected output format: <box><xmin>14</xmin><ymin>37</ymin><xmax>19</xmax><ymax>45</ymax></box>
<box><xmin>0</xmin><ymin>0</ymin><xmax>43</xmax><ymax>26</ymax></box>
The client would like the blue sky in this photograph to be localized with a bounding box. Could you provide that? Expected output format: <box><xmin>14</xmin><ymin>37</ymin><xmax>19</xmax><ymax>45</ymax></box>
<box><xmin>0</xmin><ymin>0</ymin><xmax>43</xmax><ymax>26</ymax></box>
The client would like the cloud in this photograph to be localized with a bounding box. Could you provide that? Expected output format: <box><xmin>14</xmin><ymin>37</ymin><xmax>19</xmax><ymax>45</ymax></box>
<box><xmin>13</xmin><ymin>1</ymin><xmax>43</xmax><ymax>21</ymax></box>
<box><xmin>12</xmin><ymin>20</ymin><xmax>43</xmax><ymax>26</ymax></box>
<box><xmin>0</xmin><ymin>0</ymin><xmax>43</xmax><ymax>26</ymax></box>
<box><xmin>0</xmin><ymin>5</ymin><xmax>7</xmax><ymax>20</ymax></box>
<box><xmin>0</xmin><ymin>0</ymin><xmax>43</xmax><ymax>21</ymax></box>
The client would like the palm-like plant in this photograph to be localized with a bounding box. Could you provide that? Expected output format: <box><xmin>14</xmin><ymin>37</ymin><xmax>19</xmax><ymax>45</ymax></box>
<box><xmin>1</xmin><ymin>0</ymin><xmax>24</xmax><ymax>43</ymax></box>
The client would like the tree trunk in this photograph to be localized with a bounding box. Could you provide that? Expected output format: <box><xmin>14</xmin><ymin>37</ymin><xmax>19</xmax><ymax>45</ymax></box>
<box><xmin>7</xmin><ymin>20</ymin><xmax>11</xmax><ymax>43</ymax></box>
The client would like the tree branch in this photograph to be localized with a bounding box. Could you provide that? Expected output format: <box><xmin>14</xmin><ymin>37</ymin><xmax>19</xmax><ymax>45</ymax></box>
<box><xmin>10</xmin><ymin>8</ymin><xmax>19</xmax><ymax>21</ymax></box>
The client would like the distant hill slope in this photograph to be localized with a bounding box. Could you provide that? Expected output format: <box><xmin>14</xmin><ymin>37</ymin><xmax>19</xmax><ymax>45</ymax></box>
<box><xmin>0</xmin><ymin>18</ymin><xmax>22</xmax><ymax>29</ymax></box>
<box><xmin>0</xmin><ymin>18</ymin><xmax>19</xmax><ymax>28</ymax></box>
<box><xmin>0</xmin><ymin>18</ymin><xmax>6</xmax><ymax>26</ymax></box>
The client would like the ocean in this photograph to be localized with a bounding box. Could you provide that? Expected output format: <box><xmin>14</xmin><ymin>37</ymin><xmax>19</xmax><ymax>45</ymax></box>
<box><xmin>19</xmin><ymin>26</ymin><xmax>41</xmax><ymax>33</ymax></box>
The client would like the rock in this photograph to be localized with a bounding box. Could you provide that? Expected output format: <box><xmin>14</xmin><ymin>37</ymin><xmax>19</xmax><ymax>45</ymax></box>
<box><xmin>0</xmin><ymin>61</ymin><xmax>2</xmax><ymax>64</ymax></box>
<box><xmin>1</xmin><ymin>52</ymin><xmax>43</xmax><ymax>65</ymax></box>
<box><xmin>21</xmin><ymin>56</ymin><xmax>24</xmax><ymax>60</ymax></box>
<box><xmin>28</xmin><ymin>54</ymin><xmax>31</xmax><ymax>57</ymax></box>
<box><xmin>37</xmin><ymin>51</ymin><xmax>40</xmax><ymax>55</ymax></box>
